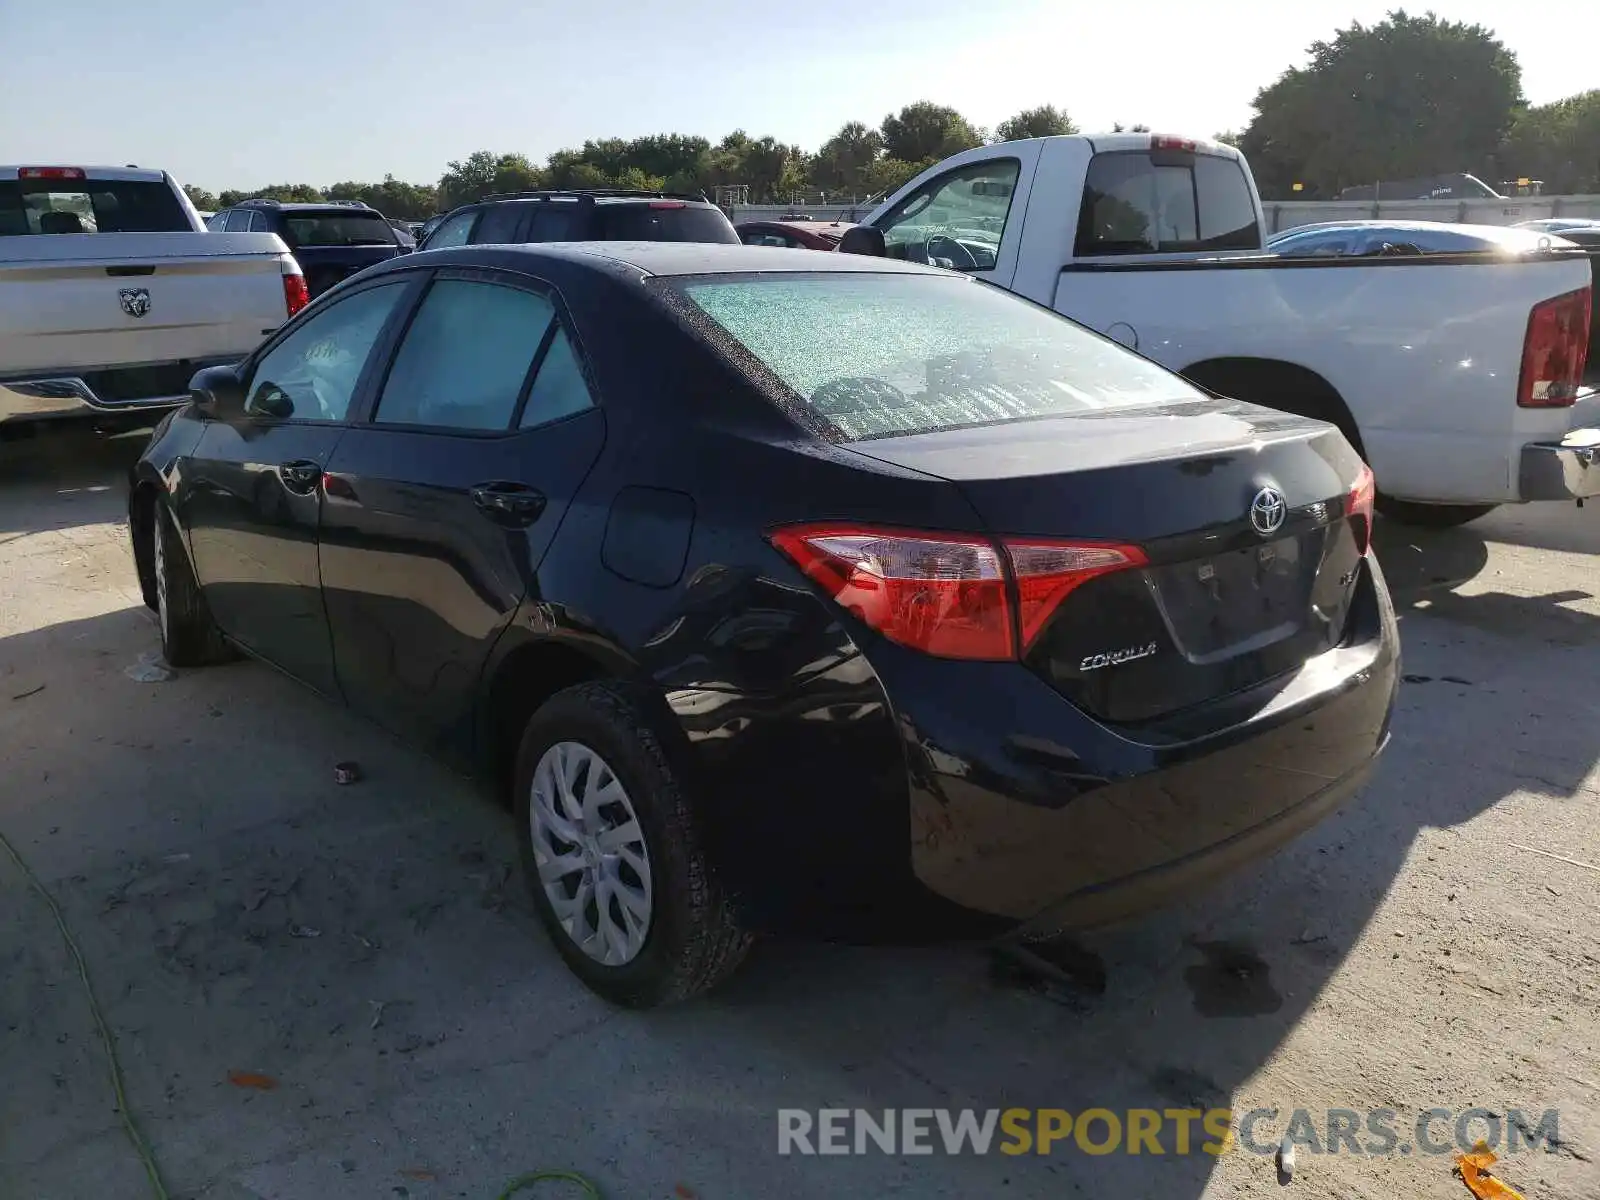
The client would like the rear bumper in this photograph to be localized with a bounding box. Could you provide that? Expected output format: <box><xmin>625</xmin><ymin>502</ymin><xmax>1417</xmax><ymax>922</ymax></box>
<box><xmin>1011</xmin><ymin>753</ymin><xmax>1376</xmax><ymax>938</ymax></box>
<box><xmin>1519</xmin><ymin>421</ymin><xmax>1600</xmax><ymax>500</ymax></box>
<box><xmin>0</xmin><ymin>358</ymin><xmax>238</xmax><ymax>425</ymax></box>
<box><xmin>877</xmin><ymin>553</ymin><xmax>1399</xmax><ymax>933</ymax></box>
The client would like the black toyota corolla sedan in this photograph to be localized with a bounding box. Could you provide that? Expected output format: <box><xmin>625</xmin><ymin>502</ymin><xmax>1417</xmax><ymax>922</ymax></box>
<box><xmin>128</xmin><ymin>243</ymin><xmax>1399</xmax><ymax>1007</ymax></box>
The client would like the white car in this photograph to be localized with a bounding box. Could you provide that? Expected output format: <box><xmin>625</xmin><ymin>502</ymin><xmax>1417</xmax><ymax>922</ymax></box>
<box><xmin>1268</xmin><ymin>220</ymin><xmax>1574</xmax><ymax>258</ymax></box>
<box><xmin>1</xmin><ymin>165</ymin><xmax>307</xmax><ymax>431</ymax></box>
<box><xmin>848</xmin><ymin>135</ymin><xmax>1596</xmax><ymax>526</ymax></box>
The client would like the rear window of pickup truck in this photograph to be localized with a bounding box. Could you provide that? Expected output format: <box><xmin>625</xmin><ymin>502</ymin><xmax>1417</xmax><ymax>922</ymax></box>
<box><xmin>1076</xmin><ymin>151</ymin><xmax>1260</xmax><ymax>256</ymax></box>
<box><xmin>0</xmin><ymin>180</ymin><xmax>190</xmax><ymax>235</ymax></box>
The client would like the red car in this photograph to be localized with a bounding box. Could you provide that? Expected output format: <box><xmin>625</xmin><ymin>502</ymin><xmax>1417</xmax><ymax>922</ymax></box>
<box><xmin>735</xmin><ymin>218</ymin><xmax>855</xmax><ymax>251</ymax></box>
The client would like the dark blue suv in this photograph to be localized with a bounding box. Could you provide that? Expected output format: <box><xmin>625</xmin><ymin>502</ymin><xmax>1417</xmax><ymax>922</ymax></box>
<box><xmin>207</xmin><ymin>199</ymin><xmax>408</xmax><ymax>297</ymax></box>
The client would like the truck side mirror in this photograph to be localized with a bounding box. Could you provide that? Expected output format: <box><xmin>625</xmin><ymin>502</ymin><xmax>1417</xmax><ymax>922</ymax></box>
<box><xmin>837</xmin><ymin>225</ymin><xmax>887</xmax><ymax>257</ymax></box>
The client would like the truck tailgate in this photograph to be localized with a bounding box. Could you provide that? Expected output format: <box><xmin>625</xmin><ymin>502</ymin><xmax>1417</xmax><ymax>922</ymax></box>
<box><xmin>0</xmin><ymin>232</ymin><xmax>294</xmax><ymax>375</ymax></box>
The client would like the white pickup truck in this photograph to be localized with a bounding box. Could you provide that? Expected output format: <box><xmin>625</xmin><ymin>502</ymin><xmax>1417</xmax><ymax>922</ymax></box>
<box><xmin>0</xmin><ymin>165</ymin><xmax>308</xmax><ymax>433</ymax></box>
<box><xmin>843</xmin><ymin>134</ymin><xmax>1597</xmax><ymax>526</ymax></box>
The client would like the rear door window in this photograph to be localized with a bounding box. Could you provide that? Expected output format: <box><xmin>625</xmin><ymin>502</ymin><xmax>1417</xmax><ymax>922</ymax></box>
<box><xmin>1076</xmin><ymin>151</ymin><xmax>1260</xmax><ymax>256</ymax></box>
<box><xmin>473</xmin><ymin>204</ymin><xmax>527</xmax><ymax>244</ymax></box>
<box><xmin>518</xmin><ymin>328</ymin><xmax>595</xmax><ymax>428</ymax></box>
<box><xmin>374</xmin><ymin>280</ymin><xmax>553</xmax><ymax>431</ymax></box>
<box><xmin>0</xmin><ymin>179</ymin><xmax>191</xmax><ymax>235</ymax></box>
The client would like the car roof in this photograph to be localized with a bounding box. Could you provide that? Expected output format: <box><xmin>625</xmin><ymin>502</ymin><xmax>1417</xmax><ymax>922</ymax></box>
<box><xmin>409</xmin><ymin>241</ymin><xmax>953</xmax><ymax>279</ymax></box>
<box><xmin>739</xmin><ymin>219</ymin><xmax>854</xmax><ymax>234</ymax></box>
<box><xmin>467</xmin><ymin>193</ymin><xmax>719</xmax><ymax>208</ymax></box>
<box><xmin>262</xmin><ymin>203</ymin><xmax>383</xmax><ymax>214</ymax></box>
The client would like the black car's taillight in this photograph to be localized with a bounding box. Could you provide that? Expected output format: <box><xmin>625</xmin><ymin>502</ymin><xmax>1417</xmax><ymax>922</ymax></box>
<box><xmin>769</xmin><ymin>523</ymin><xmax>1146</xmax><ymax>661</ymax></box>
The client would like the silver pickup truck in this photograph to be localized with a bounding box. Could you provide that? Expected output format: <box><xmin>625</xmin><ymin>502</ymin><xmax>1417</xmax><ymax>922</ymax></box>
<box><xmin>0</xmin><ymin>165</ymin><xmax>308</xmax><ymax>432</ymax></box>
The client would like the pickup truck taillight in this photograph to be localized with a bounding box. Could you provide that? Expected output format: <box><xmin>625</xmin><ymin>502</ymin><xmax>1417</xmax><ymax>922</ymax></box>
<box><xmin>283</xmin><ymin>273</ymin><xmax>310</xmax><ymax>318</ymax></box>
<box><xmin>1517</xmin><ymin>287</ymin><xmax>1591</xmax><ymax>408</ymax></box>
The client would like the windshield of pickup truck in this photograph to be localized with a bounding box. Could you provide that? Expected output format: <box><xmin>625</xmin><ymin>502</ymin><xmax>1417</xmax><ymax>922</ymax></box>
<box><xmin>0</xmin><ymin>180</ymin><xmax>190</xmax><ymax>235</ymax></box>
<box><xmin>281</xmin><ymin>212</ymin><xmax>397</xmax><ymax>248</ymax></box>
<box><xmin>675</xmin><ymin>272</ymin><xmax>1206</xmax><ymax>442</ymax></box>
<box><xmin>1076</xmin><ymin>150</ymin><xmax>1261</xmax><ymax>256</ymax></box>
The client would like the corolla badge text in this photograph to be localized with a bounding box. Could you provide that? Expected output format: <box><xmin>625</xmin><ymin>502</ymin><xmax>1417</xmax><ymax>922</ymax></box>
<box><xmin>1079</xmin><ymin>642</ymin><xmax>1159</xmax><ymax>672</ymax></box>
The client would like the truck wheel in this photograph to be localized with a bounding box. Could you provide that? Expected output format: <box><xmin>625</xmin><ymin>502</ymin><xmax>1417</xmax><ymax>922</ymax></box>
<box><xmin>514</xmin><ymin>680</ymin><xmax>751</xmax><ymax>1008</ymax></box>
<box><xmin>1374</xmin><ymin>496</ymin><xmax>1498</xmax><ymax>528</ymax></box>
<box><xmin>152</xmin><ymin>500</ymin><xmax>233</xmax><ymax>667</ymax></box>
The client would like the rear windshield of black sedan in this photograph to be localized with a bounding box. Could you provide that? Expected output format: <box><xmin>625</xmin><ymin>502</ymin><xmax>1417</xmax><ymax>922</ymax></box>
<box><xmin>672</xmin><ymin>272</ymin><xmax>1206</xmax><ymax>441</ymax></box>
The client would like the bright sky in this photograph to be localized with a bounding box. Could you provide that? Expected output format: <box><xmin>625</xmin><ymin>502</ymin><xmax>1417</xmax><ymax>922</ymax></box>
<box><xmin>3</xmin><ymin>0</ymin><xmax>1589</xmax><ymax>192</ymax></box>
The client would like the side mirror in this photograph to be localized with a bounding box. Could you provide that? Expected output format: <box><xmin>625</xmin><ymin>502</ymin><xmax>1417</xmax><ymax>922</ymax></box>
<box><xmin>837</xmin><ymin>225</ymin><xmax>887</xmax><ymax>257</ymax></box>
<box><xmin>189</xmin><ymin>363</ymin><xmax>245</xmax><ymax>417</ymax></box>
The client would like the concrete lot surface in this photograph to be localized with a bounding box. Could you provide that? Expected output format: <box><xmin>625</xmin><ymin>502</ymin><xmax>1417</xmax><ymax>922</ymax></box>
<box><xmin>1</xmin><ymin>427</ymin><xmax>1596</xmax><ymax>1199</ymax></box>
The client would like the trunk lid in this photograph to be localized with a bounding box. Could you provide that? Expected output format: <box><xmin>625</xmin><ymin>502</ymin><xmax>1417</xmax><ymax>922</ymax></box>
<box><xmin>0</xmin><ymin>232</ymin><xmax>293</xmax><ymax>376</ymax></box>
<box><xmin>847</xmin><ymin>399</ymin><xmax>1369</xmax><ymax>725</ymax></box>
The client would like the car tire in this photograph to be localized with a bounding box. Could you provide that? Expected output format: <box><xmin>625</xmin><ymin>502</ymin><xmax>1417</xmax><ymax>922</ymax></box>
<box><xmin>514</xmin><ymin>680</ymin><xmax>751</xmax><ymax>1008</ymax></box>
<box><xmin>152</xmin><ymin>499</ymin><xmax>232</xmax><ymax>667</ymax></box>
<box><xmin>1373</xmin><ymin>496</ymin><xmax>1498</xmax><ymax>528</ymax></box>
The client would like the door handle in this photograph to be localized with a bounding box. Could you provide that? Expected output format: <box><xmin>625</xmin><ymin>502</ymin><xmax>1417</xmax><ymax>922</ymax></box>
<box><xmin>279</xmin><ymin>459</ymin><xmax>322</xmax><ymax>494</ymax></box>
<box><xmin>471</xmin><ymin>482</ymin><xmax>546</xmax><ymax>527</ymax></box>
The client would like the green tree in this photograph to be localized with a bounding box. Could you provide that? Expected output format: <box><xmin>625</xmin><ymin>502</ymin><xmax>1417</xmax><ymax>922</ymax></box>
<box><xmin>1238</xmin><ymin>10</ymin><xmax>1523</xmax><ymax>199</ymax></box>
<box><xmin>182</xmin><ymin>184</ymin><xmax>218</xmax><ymax>211</ymax></box>
<box><xmin>1500</xmin><ymin>90</ymin><xmax>1600</xmax><ymax>194</ymax></box>
<box><xmin>437</xmin><ymin>151</ymin><xmax>542</xmax><ymax>208</ymax></box>
<box><xmin>858</xmin><ymin>156</ymin><xmax>935</xmax><ymax>199</ymax></box>
<box><xmin>995</xmin><ymin>105</ymin><xmax>1077</xmax><ymax>142</ymax></box>
<box><xmin>810</xmin><ymin>122</ymin><xmax>885</xmax><ymax>194</ymax></box>
<box><xmin>218</xmin><ymin>184</ymin><xmax>322</xmax><ymax>205</ymax></box>
<box><xmin>1109</xmin><ymin>123</ymin><xmax>1151</xmax><ymax>133</ymax></box>
<box><xmin>880</xmin><ymin>102</ymin><xmax>981</xmax><ymax>164</ymax></box>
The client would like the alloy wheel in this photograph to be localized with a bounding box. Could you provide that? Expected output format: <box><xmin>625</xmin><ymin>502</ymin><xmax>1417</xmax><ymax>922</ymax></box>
<box><xmin>528</xmin><ymin>740</ymin><xmax>654</xmax><ymax>966</ymax></box>
<box><xmin>152</xmin><ymin>510</ymin><xmax>170</xmax><ymax>645</ymax></box>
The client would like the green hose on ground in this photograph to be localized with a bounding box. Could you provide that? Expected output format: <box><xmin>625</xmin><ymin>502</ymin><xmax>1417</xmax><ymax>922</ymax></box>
<box><xmin>497</xmin><ymin>1168</ymin><xmax>603</xmax><ymax>1198</ymax></box>
<box><xmin>0</xmin><ymin>825</ymin><xmax>172</xmax><ymax>1200</ymax></box>
<box><xmin>2</xmin><ymin>823</ymin><xmax>604</xmax><ymax>1200</ymax></box>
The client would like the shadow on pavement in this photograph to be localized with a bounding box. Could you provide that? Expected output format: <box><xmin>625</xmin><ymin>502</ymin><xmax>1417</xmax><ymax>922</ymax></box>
<box><xmin>0</xmin><ymin>599</ymin><xmax>1548</xmax><ymax>1200</ymax></box>
<box><xmin>0</xmin><ymin>423</ymin><xmax>153</xmax><ymax>537</ymax></box>
<box><xmin>1374</xmin><ymin>513</ymin><xmax>1600</xmax><ymax>646</ymax></box>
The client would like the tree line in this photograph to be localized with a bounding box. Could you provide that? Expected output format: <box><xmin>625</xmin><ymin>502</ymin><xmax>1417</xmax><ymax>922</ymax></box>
<box><xmin>184</xmin><ymin>12</ymin><xmax>1600</xmax><ymax>217</ymax></box>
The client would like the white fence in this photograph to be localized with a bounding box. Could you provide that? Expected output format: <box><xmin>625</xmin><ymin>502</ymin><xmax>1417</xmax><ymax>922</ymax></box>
<box><xmin>727</xmin><ymin>195</ymin><xmax>1600</xmax><ymax>232</ymax></box>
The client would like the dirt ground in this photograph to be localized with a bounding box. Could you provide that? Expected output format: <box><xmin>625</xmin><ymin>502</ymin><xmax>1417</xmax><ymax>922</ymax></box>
<box><xmin>1</xmin><ymin>426</ymin><xmax>1596</xmax><ymax>1200</ymax></box>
